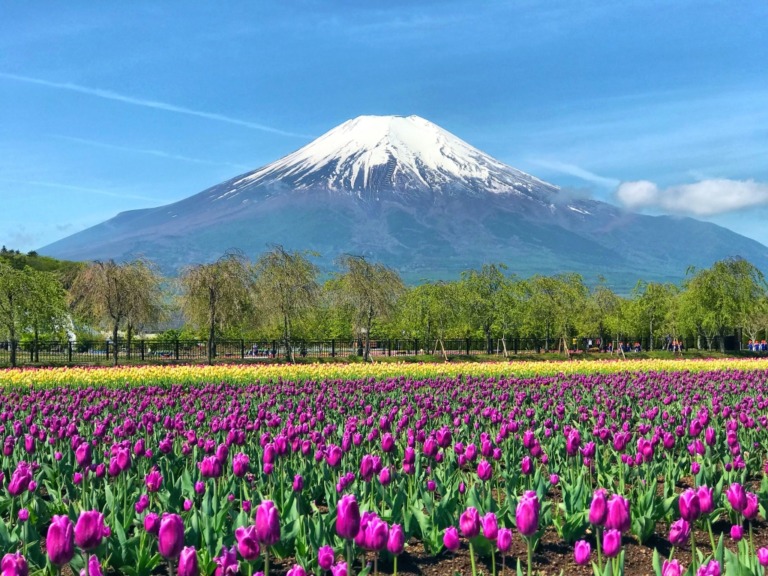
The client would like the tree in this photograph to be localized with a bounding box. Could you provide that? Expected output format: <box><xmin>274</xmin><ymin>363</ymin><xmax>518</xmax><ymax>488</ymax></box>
<box><xmin>252</xmin><ymin>245</ymin><xmax>319</xmax><ymax>362</ymax></box>
<box><xmin>178</xmin><ymin>252</ymin><xmax>252</xmax><ymax>364</ymax></box>
<box><xmin>122</xmin><ymin>260</ymin><xmax>166</xmax><ymax>359</ymax></box>
<box><xmin>0</xmin><ymin>262</ymin><xmax>26</xmax><ymax>366</ymax></box>
<box><xmin>522</xmin><ymin>274</ymin><xmax>588</xmax><ymax>355</ymax></box>
<box><xmin>630</xmin><ymin>281</ymin><xmax>677</xmax><ymax>350</ymax></box>
<box><xmin>581</xmin><ymin>279</ymin><xmax>621</xmax><ymax>351</ymax></box>
<box><xmin>457</xmin><ymin>264</ymin><xmax>507</xmax><ymax>354</ymax></box>
<box><xmin>24</xmin><ymin>268</ymin><xmax>69</xmax><ymax>361</ymax></box>
<box><xmin>681</xmin><ymin>258</ymin><xmax>766</xmax><ymax>352</ymax></box>
<box><xmin>333</xmin><ymin>255</ymin><xmax>405</xmax><ymax>361</ymax></box>
<box><xmin>69</xmin><ymin>259</ymin><xmax>165</xmax><ymax>365</ymax></box>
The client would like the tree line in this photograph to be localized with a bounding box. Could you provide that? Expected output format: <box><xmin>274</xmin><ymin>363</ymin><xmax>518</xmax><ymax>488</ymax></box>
<box><xmin>1</xmin><ymin>246</ymin><xmax>767</xmax><ymax>365</ymax></box>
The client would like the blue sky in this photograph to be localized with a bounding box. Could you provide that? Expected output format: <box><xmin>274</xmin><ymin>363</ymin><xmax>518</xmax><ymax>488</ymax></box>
<box><xmin>1</xmin><ymin>1</ymin><xmax>767</xmax><ymax>253</ymax></box>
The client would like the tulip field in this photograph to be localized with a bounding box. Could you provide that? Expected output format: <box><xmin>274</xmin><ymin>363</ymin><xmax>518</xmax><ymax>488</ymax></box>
<box><xmin>4</xmin><ymin>360</ymin><xmax>768</xmax><ymax>576</ymax></box>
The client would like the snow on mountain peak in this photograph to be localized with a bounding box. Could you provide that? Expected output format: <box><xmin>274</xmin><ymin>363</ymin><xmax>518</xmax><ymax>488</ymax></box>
<box><xmin>227</xmin><ymin>114</ymin><xmax>558</xmax><ymax>198</ymax></box>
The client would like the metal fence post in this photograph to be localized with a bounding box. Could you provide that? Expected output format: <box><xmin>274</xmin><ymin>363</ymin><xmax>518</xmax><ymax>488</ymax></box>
<box><xmin>465</xmin><ymin>338</ymin><xmax>470</xmax><ymax>355</ymax></box>
<box><xmin>241</xmin><ymin>339</ymin><xmax>245</xmax><ymax>359</ymax></box>
<box><xmin>140</xmin><ymin>340</ymin><xmax>145</xmax><ymax>362</ymax></box>
<box><xmin>175</xmin><ymin>340</ymin><xmax>180</xmax><ymax>360</ymax></box>
<box><xmin>331</xmin><ymin>339</ymin><xmax>336</xmax><ymax>358</ymax></box>
<box><xmin>68</xmin><ymin>340</ymin><xmax>73</xmax><ymax>362</ymax></box>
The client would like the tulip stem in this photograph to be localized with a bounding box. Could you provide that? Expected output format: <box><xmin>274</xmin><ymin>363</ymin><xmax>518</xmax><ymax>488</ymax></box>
<box><xmin>264</xmin><ymin>549</ymin><xmax>270</xmax><ymax>576</ymax></box>
<box><xmin>595</xmin><ymin>526</ymin><xmax>603</xmax><ymax>572</ymax></box>
<box><xmin>526</xmin><ymin>537</ymin><xmax>532</xmax><ymax>576</ymax></box>
<box><xmin>491</xmin><ymin>549</ymin><xmax>496</xmax><ymax>576</ymax></box>
<box><xmin>393</xmin><ymin>555</ymin><xmax>397</xmax><ymax>576</ymax></box>
<box><xmin>690</xmin><ymin>529</ymin><xmax>697</xmax><ymax>573</ymax></box>
<box><xmin>706</xmin><ymin>519</ymin><xmax>715</xmax><ymax>555</ymax></box>
<box><xmin>346</xmin><ymin>540</ymin><xmax>354</xmax><ymax>576</ymax></box>
<box><xmin>469</xmin><ymin>541</ymin><xmax>478</xmax><ymax>576</ymax></box>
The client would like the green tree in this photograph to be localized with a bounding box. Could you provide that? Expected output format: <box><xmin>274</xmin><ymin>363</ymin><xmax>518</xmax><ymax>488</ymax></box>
<box><xmin>581</xmin><ymin>279</ymin><xmax>621</xmax><ymax>351</ymax></box>
<box><xmin>333</xmin><ymin>255</ymin><xmax>405</xmax><ymax>361</ymax></box>
<box><xmin>680</xmin><ymin>258</ymin><xmax>766</xmax><ymax>352</ymax></box>
<box><xmin>178</xmin><ymin>252</ymin><xmax>252</xmax><ymax>364</ymax></box>
<box><xmin>252</xmin><ymin>245</ymin><xmax>319</xmax><ymax>362</ymax></box>
<box><xmin>630</xmin><ymin>281</ymin><xmax>677</xmax><ymax>350</ymax></box>
<box><xmin>457</xmin><ymin>264</ymin><xmax>507</xmax><ymax>354</ymax></box>
<box><xmin>69</xmin><ymin>259</ymin><xmax>166</xmax><ymax>365</ymax></box>
<box><xmin>24</xmin><ymin>268</ymin><xmax>69</xmax><ymax>361</ymax></box>
<box><xmin>0</xmin><ymin>262</ymin><xmax>27</xmax><ymax>366</ymax></box>
<box><xmin>522</xmin><ymin>273</ymin><xmax>588</xmax><ymax>354</ymax></box>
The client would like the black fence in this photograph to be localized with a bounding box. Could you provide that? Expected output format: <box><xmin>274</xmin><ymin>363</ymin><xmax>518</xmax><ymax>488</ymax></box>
<box><xmin>0</xmin><ymin>334</ymin><xmax>745</xmax><ymax>367</ymax></box>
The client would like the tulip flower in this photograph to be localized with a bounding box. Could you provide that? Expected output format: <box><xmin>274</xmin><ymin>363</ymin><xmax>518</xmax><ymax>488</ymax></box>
<box><xmin>178</xmin><ymin>547</ymin><xmax>200</xmax><ymax>576</ymax></box>
<box><xmin>254</xmin><ymin>500</ymin><xmax>280</xmax><ymax>546</ymax></box>
<box><xmin>697</xmin><ymin>560</ymin><xmax>722</xmax><ymax>576</ymax></box>
<box><xmin>75</xmin><ymin>511</ymin><xmax>107</xmax><ymax>550</ymax></box>
<box><xmin>80</xmin><ymin>555</ymin><xmax>104</xmax><ymax>576</ymax></box>
<box><xmin>443</xmin><ymin>526</ymin><xmax>460</xmax><ymax>551</ymax></box>
<box><xmin>516</xmin><ymin>492</ymin><xmax>539</xmax><ymax>537</ymax></box>
<box><xmin>460</xmin><ymin>507</ymin><xmax>481</xmax><ymax>538</ymax></box>
<box><xmin>144</xmin><ymin>513</ymin><xmax>160</xmax><ymax>536</ymax></box>
<box><xmin>477</xmin><ymin>459</ymin><xmax>492</xmax><ymax>481</ymax></box>
<box><xmin>481</xmin><ymin>512</ymin><xmax>498</xmax><ymax>540</ymax></box>
<box><xmin>497</xmin><ymin>528</ymin><xmax>513</xmax><ymax>554</ymax></box>
<box><xmin>234</xmin><ymin>525</ymin><xmax>260</xmax><ymax>561</ymax></box>
<box><xmin>731</xmin><ymin>524</ymin><xmax>743</xmax><ymax>541</ymax></box>
<box><xmin>662</xmin><ymin>559</ymin><xmax>684</xmax><ymax>576</ymax></box>
<box><xmin>679</xmin><ymin>489</ymin><xmax>701</xmax><ymax>522</ymax></box>
<box><xmin>364</xmin><ymin>516</ymin><xmax>389</xmax><ymax>551</ymax></box>
<box><xmin>331</xmin><ymin>562</ymin><xmax>348</xmax><ymax>576</ymax></box>
<box><xmin>318</xmin><ymin>545</ymin><xmax>335</xmax><ymax>571</ymax></box>
<box><xmin>668</xmin><ymin>518</ymin><xmax>690</xmax><ymax>546</ymax></box>
<box><xmin>158</xmin><ymin>514</ymin><xmax>185</xmax><ymax>559</ymax></box>
<box><xmin>589</xmin><ymin>489</ymin><xmax>608</xmax><ymax>526</ymax></box>
<box><xmin>287</xmin><ymin>566</ymin><xmax>307</xmax><ymax>576</ymax></box>
<box><xmin>697</xmin><ymin>485</ymin><xmax>714</xmax><ymax>515</ymax></box>
<box><xmin>213</xmin><ymin>545</ymin><xmax>238</xmax><ymax>576</ymax></box>
<box><xmin>232</xmin><ymin>453</ymin><xmax>250</xmax><ymax>478</ymax></box>
<box><xmin>336</xmin><ymin>495</ymin><xmax>360</xmax><ymax>539</ymax></box>
<box><xmin>574</xmin><ymin>540</ymin><xmax>591</xmax><ymax>565</ymax></box>
<box><xmin>726</xmin><ymin>483</ymin><xmax>747</xmax><ymax>513</ymax></box>
<box><xmin>602</xmin><ymin>529</ymin><xmax>621</xmax><ymax>558</ymax></box>
<box><xmin>743</xmin><ymin>493</ymin><xmax>759</xmax><ymax>521</ymax></box>
<box><xmin>145</xmin><ymin>469</ymin><xmax>163</xmax><ymax>492</ymax></box>
<box><xmin>388</xmin><ymin>524</ymin><xmax>405</xmax><ymax>555</ymax></box>
<box><xmin>1</xmin><ymin>552</ymin><xmax>28</xmax><ymax>576</ymax></box>
<box><xmin>47</xmin><ymin>515</ymin><xmax>75</xmax><ymax>566</ymax></box>
<box><xmin>604</xmin><ymin>494</ymin><xmax>630</xmax><ymax>533</ymax></box>
<box><xmin>758</xmin><ymin>547</ymin><xmax>768</xmax><ymax>567</ymax></box>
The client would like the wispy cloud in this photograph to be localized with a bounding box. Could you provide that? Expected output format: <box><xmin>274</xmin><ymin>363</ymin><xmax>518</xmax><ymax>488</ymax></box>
<box><xmin>615</xmin><ymin>178</ymin><xmax>768</xmax><ymax>216</ymax></box>
<box><xmin>53</xmin><ymin>135</ymin><xmax>251</xmax><ymax>171</ymax></box>
<box><xmin>0</xmin><ymin>178</ymin><xmax>157</xmax><ymax>202</ymax></box>
<box><xmin>0</xmin><ymin>72</ymin><xmax>311</xmax><ymax>139</ymax></box>
<box><xmin>527</xmin><ymin>159</ymin><xmax>620</xmax><ymax>188</ymax></box>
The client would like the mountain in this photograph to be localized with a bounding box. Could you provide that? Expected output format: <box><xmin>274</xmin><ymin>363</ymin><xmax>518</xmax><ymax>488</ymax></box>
<box><xmin>40</xmin><ymin>115</ymin><xmax>768</xmax><ymax>290</ymax></box>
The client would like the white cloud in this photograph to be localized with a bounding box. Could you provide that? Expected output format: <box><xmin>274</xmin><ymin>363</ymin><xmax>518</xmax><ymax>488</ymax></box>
<box><xmin>615</xmin><ymin>178</ymin><xmax>768</xmax><ymax>216</ymax></box>
<box><xmin>527</xmin><ymin>158</ymin><xmax>620</xmax><ymax>188</ymax></box>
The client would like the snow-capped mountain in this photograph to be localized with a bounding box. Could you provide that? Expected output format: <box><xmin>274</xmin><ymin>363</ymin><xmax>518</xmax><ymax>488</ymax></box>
<box><xmin>216</xmin><ymin>115</ymin><xmax>558</xmax><ymax>200</ymax></box>
<box><xmin>40</xmin><ymin>115</ymin><xmax>768</xmax><ymax>289</ymax></box>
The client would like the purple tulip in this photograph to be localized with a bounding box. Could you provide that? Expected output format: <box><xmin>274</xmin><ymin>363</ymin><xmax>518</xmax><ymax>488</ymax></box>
<box><xmin>199</xmin><ymin>456</ymin><xmax>222</xmax><ymax>478</ymax></box>
<box><xmin>731</xmin><ymin>524</ymin><xmax>743</xmax><ymax>541</ymax></box>
<box><xmin>254</xmin><ymin>500</ymin><xmax>280</xmax><ymax>546</ymax></box>
<box><xmin>481</xmin><ymin>512</ymin><xmax>498</xmax><ymax>540</ymax></box>
<box><xmin>1</xmin><ymin>552</ymin><xmax>28</xmax><ymax>576</ymax></box>
<box><xmin>573</xmin><ymin>540</ymin><xmax>591</xmax><ymax>565</ymax></box>
<box><xmin>75</xmin><ymin>442</ymin><xmax>92</xmax><ymax>468</ymax></box>
<box><xmin>331</xmin><ymin>562</ymin><xmax>348</xmax><ymax>576</ymax></box>
<box><xmin>602</xmin><ymin>528</ymin><xmax>622</xmax><ymax>558</ymax></box>
<box><xmin>144</xmin><ymin>512</ymin><xmax>160</xmax><ymax>535</ymax></box>
<box><xmin>679</xmin><ymin>489</ymin><xmax>701</xmax><ymax>522</ymax></box>
<box><xmin>726</xmin><ymin>483</ymin><xmax>747</xmax><ymax>513</ymax></box>
<box><xmin>604</xmin><ymin>494</ymin><xmax>631</xmax><ymax>533</ymax></box>
<box><xmin>80</xmin><ymin>555</ymin><xmax>103</xmax><ymax>576</ymax></box>
<box><xmin>293</xmin><ymin>474</ymin><xmax>304</xmax><ymax>492</ymax></box>
<box><xmin>234</xmin><ymin>525</ymin><xmax>260</xmax><ymax>561</ymax></box>
<box><xmin>662</xmin><ymin>559</ymin><xmax>684</xmax><ymax>576</ymax></box>
<box><xmin>697</xmin><ymin>485</ymin><xmax>714</xmax><ymax>514</ymax></box>
<box><xmin>158</xmin><ymin>514</ymin><xmax>185</xmax><ymax>559</ymax></box>
<box><xmin>336</xmin><ymin>495</ymin><xmax>360</xmax><ymax>540</ymax></box>
<box><xmin>668</xmin><ymin>518</ymin><xmax>690</xmax><ymax>546</ymax></box>
<box><xmin>74</xmin><ymin>510</ymin><xmax>106</xmax><ymax>551</ymax></box>
<box><xmin>520</xmin><ymin>456</ymin><xmax>533</xmax><ymax>475</ymax></box>
<box><xmin>364</xmin><ymin>516</ymin><xmax>389</xmax><ymax>551</ymax></box>
<box><xmin>744</xmin><ymin>492</ymin><xmax>759</xmax><ymax>520</ymax></box>
<box><xmin>213</xmin><ymin>545</ymin><xmax>238</xmax><ymax>576</ymax></box>
<box><xmin>443</xmin><ymin>526</ymin><xmax>460</xmax><ymax>551</ymax></box>
<box><xmin>477</xmin><ymin>460</ymin><xmax>492</xmax><ymax>481</ymax></box>
<box><xmin>378</xmin><ymin>467</ymin><xmax>392</xmax><ymax>486</ymax></box>
<box><xmin>460</xmin><ymin>507</ymin><xmax>481</xmax><ymax>538</ymax></box>
<box><xmin>47</xmin><ymin>515</ymin><xmax>75</xmax><ymax>566</ymax></box>
<box><xmin>232</xmin><ymin>453</ymin><xmax>250</xmax><ymax>478</ymax></box>
<box><xmin>387</xmin><ymin>524</ymin><xmax>405</xmax><ymax>555</ymax></box>
<box><xmin>287</xmin><ymin>566</ymin><xmax>307</xmax><ymax>576</ymax></box>
<box><xmin>758</xmin><ymin>547</ymin><xmax>768</xmax><ymax>567</ymax></box>
<box><xmin>697</xmin><ymin>560</ymin><xmax>721</xmax><ymax>576</ymax></box>
<box><xmin>178</xmin><ymin>547</ymin><xmax>200</xmax><ymax>576</ymax></box>
<box><xmin>18</xmin><ymin>509</ymin><xmax>29</xmax><ymax>522</ymax></box>
<box><xmin>589</xmin><ymin>489</ymin><xmax>608</xmax><ymax>525</ymax></box>
<box><xmin>497</xmin><ymin>528</ymin><xmax>513</xmax><ymax>554</ymax></box>
<box><xmin>318</xmin><ymin>545</ymin><xmax>335</xmax><ymax>570</ymax></box>
<box><xmin>516</xmin><ymin>491</ymin><xmax>539</xmax><ymax>537</ymax></box>
<box><xmin>145</xmin><ymin>469</ymin><xmax>163</xmax><ymax>492</ymax></box>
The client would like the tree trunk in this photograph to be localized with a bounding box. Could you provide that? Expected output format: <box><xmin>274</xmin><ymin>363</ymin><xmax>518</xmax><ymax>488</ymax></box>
<box><xmin>284</xmin><ymin>314</ymin><xmax>294</xmax><ymax>363</ymax></box>
<box><xmin>364</xmin><ymin>307</ymin><xmax>373</xmax><ymax>361</ymax></box>
<box><xmin>649</xmin><ymin>319</ymin><xmax>654</xmax><ymax>351</ymax></box>
<box><xmin>208</xmin><ymin>289</ymin><xmax>216</xmax><ymax>365</ymax></box>
<box><xmin>126</xmin><ymin>323</ymin><xmax>133</xmax><ymax>360</ymax></box>
<box><xmin>34</xmin><ymin>326</ymin><xmax>39</xmax><ymax>363</ymax></box>
<box><xmin>112</xmin><ymin>323</ymin><xmax>119</xmax><ymax>366</ymax></box>
<box><xmin>485</xmin><ymin>324</ymin><xmax>492</xmax><ymax>355</ymax></box>
<box><xmin>9</xmin><ymin>325</ymin><xmax>16</xmax><ymax>368</ymax></box>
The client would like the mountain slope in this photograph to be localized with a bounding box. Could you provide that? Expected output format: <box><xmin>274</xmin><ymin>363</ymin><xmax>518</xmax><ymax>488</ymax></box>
<box><xmin>40</xmin><ymin>115</ymin><xmax>768</xmax><ymax>290</ymax></box>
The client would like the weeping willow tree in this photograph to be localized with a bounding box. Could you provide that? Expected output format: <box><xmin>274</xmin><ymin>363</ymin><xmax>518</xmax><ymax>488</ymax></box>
<box><xmin>69</xmin><ymin>259</ymin><xmax>165</xmax><ymax>365</ymax></box>
<box><xmin>178</xmin><ymin>252</ymin><xmax>252</xmax><ymax>364</ymax></box>
<box><xmin>252</xmin><ymin>245</ymin><xmax>319</xmax><ymax>363</ymax></box>
<box><xmin>0</xmin><ymin>262</ymin><xmax>27</xmax><ymax>367</ymax></box>
<box><xmin>333</xmin><ymin>255</ymin><xmax>405</xmax><ymax>361</ymax></box>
